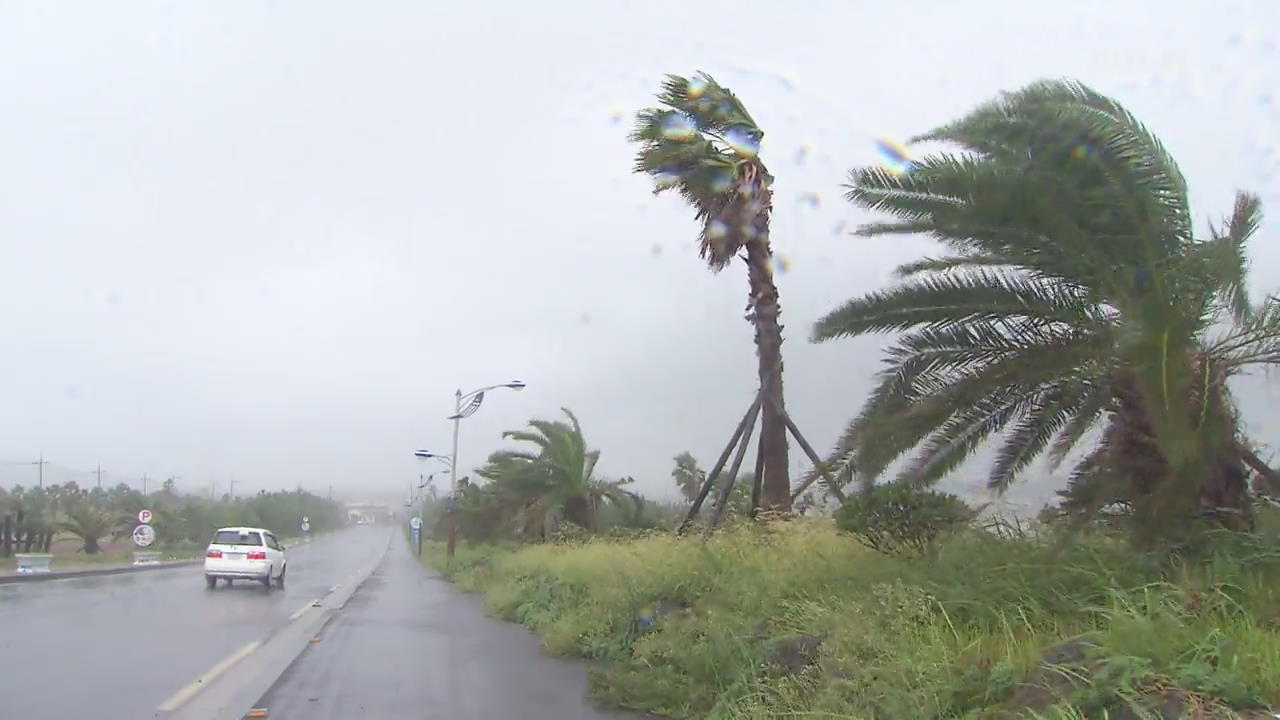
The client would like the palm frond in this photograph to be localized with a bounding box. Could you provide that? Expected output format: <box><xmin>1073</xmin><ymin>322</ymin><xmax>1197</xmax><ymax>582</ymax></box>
<box><xmin>811</xmin><ymin>268</ymin><xmax>1101</xmax><ymax>341</ymax></box>
<box><xmin>1046</xmin><ymin>380</ymin><xmax>1112</xmax><ymax>470</ymax></box>
<box><xmin>892</xmin><ymin>254</ymin><xmax>1013</xmax><ymax>278</ymax></box>
<box><xmin>987</xmin><ymin>380</ymin><xmax>1094</xmax><ymax>491</ymax></box>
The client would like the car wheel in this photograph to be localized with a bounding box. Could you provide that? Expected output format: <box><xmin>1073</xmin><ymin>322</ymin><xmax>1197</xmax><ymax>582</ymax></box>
<box><xmin>224</xmin><ymin>578</ymin><xmax>234</xmax><ymax>587</ymax></box>
<box><xmin>275</xmin><ymin>566</ymin><xmax>286</xmax><ymax>589</ymax></box>
<box><xmin>206</xmin><ymin>575</ymin><xmax>217</xmax><ymax>590</ymax></box>
<box><xmin>260</xmin><ymin>575</ymin><xmax>272</xmax><ymax>591</ymax></box>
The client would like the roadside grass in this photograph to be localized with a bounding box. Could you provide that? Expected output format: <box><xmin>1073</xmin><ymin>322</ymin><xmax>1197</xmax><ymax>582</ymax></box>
<box><xmin>418</xmin><ymin>518</ymin><xmax>1280</xmax><ymax>719</ymax></box>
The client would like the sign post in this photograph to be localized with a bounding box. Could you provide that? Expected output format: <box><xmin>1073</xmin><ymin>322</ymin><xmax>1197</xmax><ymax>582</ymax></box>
<box><xmin>409</xmin><ymin>516</ymin><xmax>423</xmax><ymax>557</ymax></box>
<box><xmin>137</xmin><ymin>509</ymin><xmax>152</xmax><ymax>524</ymax></box>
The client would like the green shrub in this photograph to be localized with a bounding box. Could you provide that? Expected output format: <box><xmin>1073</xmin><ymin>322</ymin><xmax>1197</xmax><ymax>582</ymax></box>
<box><xmin>834</xmin><ymin>482</ymin><xmax>974</xmax><ymax>556</ymax></box>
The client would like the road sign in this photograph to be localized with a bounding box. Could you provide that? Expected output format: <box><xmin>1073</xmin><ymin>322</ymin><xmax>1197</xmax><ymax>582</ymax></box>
<box><xmin>300</xmin><ymin>520</ymin><xmax>310</xmax><ymax>533</ymax></box>
<box><xmin>409</xmin><ymin>516</ymin><xmax>423</xmax><ymax>530</ymax></box>
<box><xmin>302</xmin><ymin>516</ymin><xmax>309</xmax><ymax>523</ymax></box>
<box><xmin>137</xmin><ymin>509</ymin><xmax>152</xmax><ymax>524</ymax></box>
<box><xmin>132</xmin><ymin>524</ymin><xmax>156</xmax><ymax>548</ymax></box>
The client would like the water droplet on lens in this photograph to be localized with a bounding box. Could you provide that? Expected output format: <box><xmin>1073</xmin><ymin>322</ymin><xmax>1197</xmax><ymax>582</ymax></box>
<box><xmin>686</xmin><ymin>76</ymin><xmax>708</xmax><ymax>99</ymax></box>
<box><xmin>653</xmin><ymin>170</ymin><xmax>681</xmax><ymax>190</ymax></box>
<box><xmin>833</xmin><ymin>220</ymin><xmax>848</xmax><ymax>236</ymax></box>
<box><xmin>660</xmin><ymin>113</ymin><xmax>697</xmax><ymax>141</ymax></box>
<box><xmin>609</xmin><ymin>108</ymin><xmax>624</xmax><ymax>125</ymax></box>
<box><xmin>707</xmin><ymin>220</ymin><xmax>729</xmax><ymax>240</ymax></box>
<box><xmin>650</xmin><ymin>243</ymin><xmax>663</xmax><ymax>257</ymax></box>
<box><xmin>709</xmin><ymin>171</ymin><xmax>734</xmax><ymax>194</ymax></box>
<box><xmin>775</xmin><ymin>255</ymin><xmax>792</xmax><ymax>274</ymax></box>
<box><xmin>875</xmin><ymin>138</ymin><xmax>913</xmax><ymax>174</ymax></box>
<box><xmin>794</xmin><ymin>143</ymin><xmax>812</xmax><ymax>166</ymax></box>
<box><xmin>799</xmin><ymin>192</ymin><xmax>821</xmax><ymax>208</ymax></box>
<box><xmin>724</xmin><ymin>127</ymin><xmax>760</xmax><ymax>158</ymax></box>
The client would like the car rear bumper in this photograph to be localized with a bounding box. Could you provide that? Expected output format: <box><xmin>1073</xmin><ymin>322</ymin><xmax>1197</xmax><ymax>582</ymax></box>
<box><xmin>205</xmin><ymin>569</ymin><xmax>269</xmax><ymax>580</ymax></box>
<box><xmin>205</xmin><ymin>559</ymin><xmax>270</xmax><ymax>579</ymax></box>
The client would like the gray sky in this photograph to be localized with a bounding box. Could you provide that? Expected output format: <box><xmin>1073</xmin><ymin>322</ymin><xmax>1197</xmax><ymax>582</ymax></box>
<box><xmin>2</xmin><ymin>0</ymin><xmax>1278</xmax><ymax>507</ymax></box>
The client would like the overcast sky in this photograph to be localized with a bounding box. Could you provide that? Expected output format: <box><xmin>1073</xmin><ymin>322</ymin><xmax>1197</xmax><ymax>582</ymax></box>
<box><xmin>2</xmin><ymin>0</ymin><xmax>1278</xmax><ymax>507</ymax></box>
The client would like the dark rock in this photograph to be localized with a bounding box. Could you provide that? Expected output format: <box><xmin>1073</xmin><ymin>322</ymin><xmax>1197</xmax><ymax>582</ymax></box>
<box><xmin>999</xmin><ymin>637</ymin><xmax>1097</xmax><ymax>718</ymax></box>
<box><xmin>769</xmin><ymin>634</ymin><xmax>824</xmax><ymax>676</ymax></box>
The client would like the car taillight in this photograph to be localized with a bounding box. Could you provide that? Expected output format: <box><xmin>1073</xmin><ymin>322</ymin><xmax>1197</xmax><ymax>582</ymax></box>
<box><xmin>246</xmin><ymin>550</ymin><xmax>267</xmax><ymax>561</ymax></box>
<box><xmin>206</xmin><ymin>549</ymin><xmax>222</xmax><ymax>558</ymax></box>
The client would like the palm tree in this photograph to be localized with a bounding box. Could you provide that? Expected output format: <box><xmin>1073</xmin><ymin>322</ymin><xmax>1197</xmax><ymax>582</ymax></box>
<box><xmin>812</xmin><ymin>79</ymin><xmax>1274</xmax><ymax>540</ymax></box>
<box><xmin>631</xmin><ymin>72</ymin><xmax>792</xmax><ymax>511</ymax></box>
<box><xmin>59</xmin><ymin>501</ymin><xmax>118</xmax><ymax>554</ymax></box>
<box><xmin>477</xmin><ymin>408</ymin><xmax>641</xmax><ymax>534</ymax></box>
<box><xmin>671</xmin><ymin>451</ymin><xmax>706</xmax><ymax>502</ymax></box>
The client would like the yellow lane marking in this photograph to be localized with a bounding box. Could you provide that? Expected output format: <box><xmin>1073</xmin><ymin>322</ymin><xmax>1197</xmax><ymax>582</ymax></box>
<box><xmin>288</xmin><ymin>599</ymin><xmax>318</xmax><ymax>621</ymax></box>
<box><xmin>157</xmin><ymin>640</ymin><xmax>261</xmax><ymax>711</ymax></box>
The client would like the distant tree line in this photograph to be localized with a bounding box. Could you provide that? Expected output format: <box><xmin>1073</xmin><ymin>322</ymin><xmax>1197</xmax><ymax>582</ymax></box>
<box><xmin>1</xmin><ymin>480</ymin><xmax>344</xmax><ymax>556</ymax></box>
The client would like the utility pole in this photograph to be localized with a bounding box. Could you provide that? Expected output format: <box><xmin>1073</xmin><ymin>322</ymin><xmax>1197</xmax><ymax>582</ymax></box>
<box><xmin>142</xmin><ymin>474</ymin><xmax>149</xmax><ymax>496</ymax></box>
<box><xmin>328</xmin><ymin>484</ymin><xmax>332</xmax><ymax>500</ymax></box>
<box><xmin>228</xmin><ymin>478</ymin><xmax>236</xmax><ymax>500</ymax></box>
<box><xmin>94</xmin><ymin>463</ymin><xmax>105</xmax><ymax>489</ymax></box>
<box><xmin>32</xmin><ymin>453</ymin><xmax>49</xmax><ymax>488</ymax></box>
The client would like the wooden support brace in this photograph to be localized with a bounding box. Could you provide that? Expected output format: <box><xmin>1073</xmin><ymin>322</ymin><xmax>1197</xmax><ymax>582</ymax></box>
<box><xmin>678</xmin><ymin>392</ymin><xmax>763</xmax><ymax>534</ymax></box>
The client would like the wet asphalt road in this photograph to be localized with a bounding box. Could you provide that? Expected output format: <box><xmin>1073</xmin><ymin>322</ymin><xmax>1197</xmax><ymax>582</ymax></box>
<box><xmin>256</xmin><ymin>536</ymin><xmax>645</xmax><ymax>720</ymax></box>
<box><xmin>0</xmin><ymin>525</ymin><xmax>391</xmax><ymax>720</ymax></box>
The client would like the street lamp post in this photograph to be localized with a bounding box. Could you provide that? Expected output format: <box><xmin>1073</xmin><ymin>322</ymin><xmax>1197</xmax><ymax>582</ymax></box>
<box><xmin>414</xmin><ymin>380</ymin><xmax>525</xmax><ymax>561</ymax></box>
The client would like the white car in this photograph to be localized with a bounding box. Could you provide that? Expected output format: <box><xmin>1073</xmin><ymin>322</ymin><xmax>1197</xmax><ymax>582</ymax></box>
<box><xmin>204</xmin><ymin>526</ymin><xmax>287</xmax><ymax>590</ymax></box>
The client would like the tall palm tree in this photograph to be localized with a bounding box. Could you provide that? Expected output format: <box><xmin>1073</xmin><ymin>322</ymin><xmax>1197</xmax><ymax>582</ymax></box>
<box><xmin>478</xmin><ymin>408</ymin><xmax>641</xmax><ymax>533</ymax></box>
<box><xmin>812</xmin><ymin>79</ymin><xmax>1274</xmax><ymax>539</ymax></box>
<box><xmin>631</xmin><ymin>72</ymin><xmax>792</xmax><ymax>511</ymax></box>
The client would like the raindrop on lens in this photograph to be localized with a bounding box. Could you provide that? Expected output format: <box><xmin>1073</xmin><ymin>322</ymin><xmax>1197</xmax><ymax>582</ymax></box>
<box><xmin>686</xmin><ymin>76</ymin><xmax>708</xmax><ymax>99</ymax></box>
<box><xmin>708</xmin><ymin>170</ymin><xmax>734</xmax><ymax>194</ymax></box>
<box><xmin>653</xmin><ymin>170</ymin><xmax>680</xmax><ymax>190</ymax></box>
<box><xmin>727</xmin><ymin>127</ymin><xmax>752</xmax><ymax>158</ymax></box>
<box><xmin>660</xmin><ymin>113</ymin><xmax>697</xmax><ymax>141</ymax></box>
<box><xmin>707</xmin><ymin>220</ymin><xmax>729</xmax><ymax>240</ymax></box>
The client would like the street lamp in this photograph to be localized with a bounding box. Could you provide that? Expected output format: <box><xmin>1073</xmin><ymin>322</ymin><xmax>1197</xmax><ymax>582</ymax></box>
<box><xmin>425</xmin><ymin>380</ymin><xmax>525</xmax><ymax>560</ymax></box>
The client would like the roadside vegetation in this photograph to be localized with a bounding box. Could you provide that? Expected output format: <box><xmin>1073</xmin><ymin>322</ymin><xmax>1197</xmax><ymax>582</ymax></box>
<box><xmin>410</xmin><ymin>74</ymin><xmax>1280</xmax><ymax>718</ymax></box>
<box><xmin>1</xmin><ymin>480</ymin><xmax>344</xmax><ymax>564</ymax></box>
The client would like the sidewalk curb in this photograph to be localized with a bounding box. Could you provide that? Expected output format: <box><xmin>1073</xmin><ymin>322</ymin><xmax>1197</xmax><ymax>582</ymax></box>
<box><xmin>0</xmin><ymin>559</ymin><xmax>201</xmax><ymax>585</ymax></box>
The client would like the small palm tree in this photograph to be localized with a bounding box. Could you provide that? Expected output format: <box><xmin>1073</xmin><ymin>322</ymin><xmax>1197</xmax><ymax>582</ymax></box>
<box><xmin>671</xmin><ymin>451</ymin><xmax>706</xmax><ymax>502</ymax></box>
<box><xmin>813</xmin><ymin>79</ymin><xmax>1274</xmax><ymax>539</ymax></box>
<box><xmin>478</xmin><ymin>408</ymin><xmax>641</xmax><ymax>534</ymax></box>
<box><xmin>59</xmin><ymin>501</ymin><xmax>118</xmax><ymax>554</ymax></box>
<box><xmin>632</xmin><ymin>73</ymin><xmax>792</xmax><ymax>511</ymax></box>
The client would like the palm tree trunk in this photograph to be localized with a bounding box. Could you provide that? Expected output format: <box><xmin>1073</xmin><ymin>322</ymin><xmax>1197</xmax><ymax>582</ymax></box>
<box><xmin>562</xmin><ymin>495</ymin><xmax>592</xmax><ymax>529</ymax></box>
<box><xmin>1111</xmin><ymin>369</ymin><xmax>1252</xmax><ymax>537</ymax></box>
<box><xmin>742</xmin><ymin>232</ymin><xmax>791</xmax><ymax>512</ymax></box>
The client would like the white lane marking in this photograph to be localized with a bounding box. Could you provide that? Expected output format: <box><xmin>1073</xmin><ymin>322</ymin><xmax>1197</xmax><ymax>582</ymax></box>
<box><xmin>157</xmin><ymin>640</ymin><xmax>261</xmax><ymax>712</ymax></box>
<box><xmin>289</xmin><ymin>599</ymin><xmax>318</xmax><ymax>621</ymax></box>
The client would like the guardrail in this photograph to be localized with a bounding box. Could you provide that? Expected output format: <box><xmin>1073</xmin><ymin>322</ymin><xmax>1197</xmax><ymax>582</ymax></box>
<box><xmin>132</xmin><ymin>551</ymin><xmax>162</xmax><ymax>566</ymax></box>
<box><xmin>14</xmin><ymin>553</ymin><xmax>54</xmax><ymax>574</ymax></box>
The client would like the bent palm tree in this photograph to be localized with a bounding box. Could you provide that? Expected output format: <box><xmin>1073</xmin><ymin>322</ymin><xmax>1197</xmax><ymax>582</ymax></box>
<box><xmin>478</xmin><ymin>408</ymin><xmax>641</xmax><ymax>534</ymax></box>
<box><xmin>813</xmin><ymin>79</ymin><xmax>1273</xmax><ymax>539</ymax></box>
<box><xmin>631</xmin><ymin>73</ymin><xmax>792</xmax><ymax>511</ymax></box>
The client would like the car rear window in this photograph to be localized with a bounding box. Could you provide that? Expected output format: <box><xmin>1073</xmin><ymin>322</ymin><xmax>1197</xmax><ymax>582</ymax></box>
<box><xmin>212</xmin><ymin>530</ymin><xmax>263</xmax><ymax>546</ymax></box>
